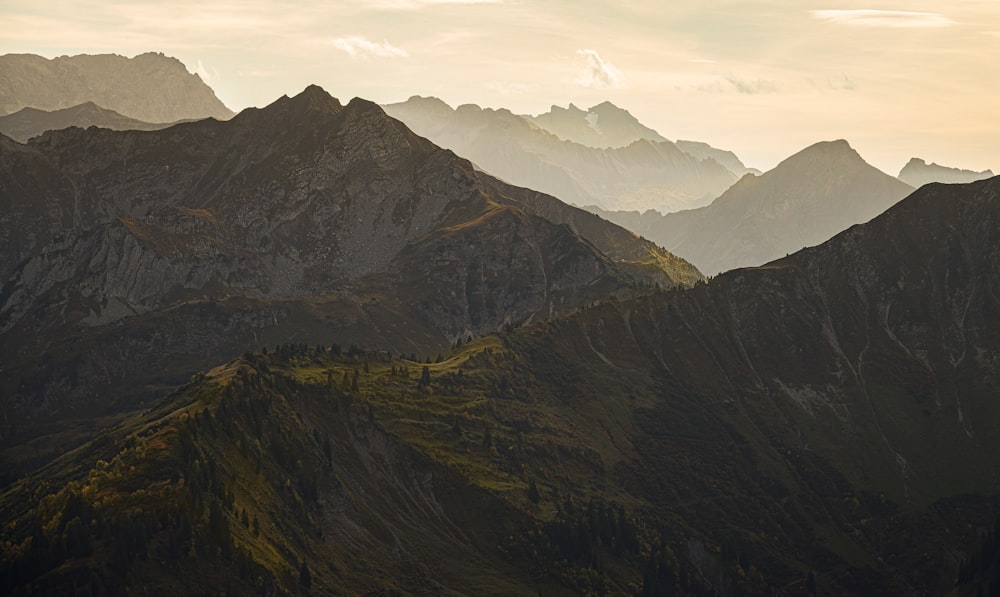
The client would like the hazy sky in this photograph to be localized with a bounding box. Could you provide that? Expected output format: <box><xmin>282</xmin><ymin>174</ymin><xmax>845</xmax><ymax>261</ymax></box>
<box><xmin>3</xmin><ymin>0</ymin><xmax>999</xmax><ymax>174</ymax></box>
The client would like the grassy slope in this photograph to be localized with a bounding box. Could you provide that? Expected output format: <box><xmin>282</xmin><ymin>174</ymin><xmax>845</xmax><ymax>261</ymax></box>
<box><xmin>1</xmin><ymin>332</ymin><xmax>996</xmax><ymax>595</ymax></box>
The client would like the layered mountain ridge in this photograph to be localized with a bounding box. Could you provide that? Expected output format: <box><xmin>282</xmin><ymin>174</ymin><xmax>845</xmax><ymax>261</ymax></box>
<box><xmin>526</xmin><ymin>101</ymin><xmax>758</xmax><ymax>177</ymax></box>
<box><xmin>526</xmin><ymin>100</ymin><xmax>669</xmax><ymax>148</ymax></box>
<box><xmin>383</xmin><ymin>96</ymin><xmax>741</xmax><ymax>213</ymax></box>
<box><xmin>3</xmin><ymin>175</ymin><xmax>997</xmax><ymax>595</ymax></box>
<box><xmin>898</xmin><ymin>157</ymin><xmax>994</xmax><ymax>188</ymax></box>
<box><xmin>0</xmin><ymin>102</ymin><xmax>183</xmax><ymax>143</ymax></box>
<box><xmin>0</xmin><ymin>85</ymin><xmax>697</xmax><ymax>476</ymax></box>
<box><xmin>593</xmin><ymin>139</ymin><xmax>915</xmax><ymax>276</ymax></box>
<box><xmin>0</xmin><ymin>52</ymin><xmax>234</xmax><ymax>122</ymax></box>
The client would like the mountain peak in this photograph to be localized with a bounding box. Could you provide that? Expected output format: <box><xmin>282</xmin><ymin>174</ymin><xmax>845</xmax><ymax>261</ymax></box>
<box><xmin>774</xmin><ymin>139</ymin><xmax>866</xmax><ymax>170</ymax></box>
<box><xmin>590</xmin><ymin>100</ymin><xmax>623</xmax><ymax>112</ymax></box>
<box><xmin>292</xmin><ymin>84</ymin><xmax>343</xmax><ymax>111</ymax></box>
<box><xmin>255</xmin><ymin>85</ymin><xmax>343</xmax><ymax>119</ymax></box>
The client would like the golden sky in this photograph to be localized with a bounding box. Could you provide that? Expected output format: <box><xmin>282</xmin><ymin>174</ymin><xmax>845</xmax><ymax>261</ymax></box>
<box><xmin>3</xmin><ymin>0</ymin><xmax>999</xmax><ymax>174</ymax></box>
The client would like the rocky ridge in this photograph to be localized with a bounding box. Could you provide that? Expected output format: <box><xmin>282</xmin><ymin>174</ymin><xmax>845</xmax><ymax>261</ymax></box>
<box><xmin>383</xmin><ymin>96</ymin><xmax>739</xmax><ymax>213</ymax></box>
<box><xmin>0</xmin><ymin>52</ymin><xmax>234</xmax><ymax>122</ymax></box>
<box><xmin>2</xmin><ymin>176</ymin><xmax>997</xmax><ymax>595</ymax></box>
<box><xmin>0</xmin><ymin>85</ymin><xmax>697</xmax><ymax>470</ymax></box>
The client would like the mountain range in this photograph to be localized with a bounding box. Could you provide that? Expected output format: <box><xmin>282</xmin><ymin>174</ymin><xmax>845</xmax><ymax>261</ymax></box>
<box><xmin>383</xmin><ymin>96</ymin><xmax>743</xmax><ymax>213</ymax></box>
<box><xmin>0</xmin><ymin>85</ymin><xmax>697</xmax><ymax>481</ymax></box>
<box><xmin>592</xmin><ymin>140</ymin><xmax>915</xmax><ymax>276</ymax></box>
<box><xmin>526</xmin><ymin>101</ymin><xmax>669</xmax><ymax>149</ymax></box>
<box><xmin>0</xmin><ymin>102</ymin><xmax>181</xmax><ymax>143</ymax></box>
<box><xmin>526</xmin><ymin>101</ymin><xmax>759</xmax><ymax>177</ymax></box>
<box><xmin>2</xmin><ymin>171</ymin><xmax>997</xmax><ymax>595</ymax></box>
<box><xmin>2</xmin><ymin>50</ymin><xmax>999</xmax><ymax>596</ymax></box>
<box><xmin>0</xmin><ymin>52</ymin><xmax>233</xmax><ymax>122</ymax></box>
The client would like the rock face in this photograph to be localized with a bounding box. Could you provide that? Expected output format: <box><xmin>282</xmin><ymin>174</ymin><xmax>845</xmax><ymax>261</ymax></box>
<box><xmin>0</xmin><ymin>52</ymin><xmax>234</xmax><ymax>122</ymax></box>
<box><xmin>0</xmin><ymin>102</ymin><xmax>179</xmax><ymax>142</ymax></box>
<box><xmin>595</xmin><ymin>140</ymin><xmax>915</xmax><ymax>276</ymax></box>
<box><xmin>898</xmin><ymin>157</ymin><xmax>994</xmax><ymax>188</ymax></box>
<box><xmin>383</xmin><ymin>96</ymin><xmax>739</xmax><ymax>213</ymax></box>
<box><xmin>0</xmin><ymin>85</ymin><xmax>697</xmax><ymax>440</ymax></box>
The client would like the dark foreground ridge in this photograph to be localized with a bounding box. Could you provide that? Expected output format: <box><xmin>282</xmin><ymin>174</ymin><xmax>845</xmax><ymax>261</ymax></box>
<box><xmin>0</xmin><ymin>85</ymin><xmax>698</xmax><ymax>481</ymax></box>
<box><xmin>2</xmin><ymin>176</ymin><xmax>998</xmax><ymax>594</ymax></box>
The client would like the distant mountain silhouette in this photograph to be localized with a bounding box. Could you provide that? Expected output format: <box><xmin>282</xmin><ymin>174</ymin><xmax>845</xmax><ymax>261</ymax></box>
<box><xmin>674</xmin><ymin>139</ymin><xmax>761</xmax><ymax>177</ymax></box>
<box><xmin>383</xmin><ymin>96</ymin><xmax>739</xmax><ymax>213</ymax></box>
<box><xmin>0</xmin><ymin>102</ymin><xmax>182</xmax><ymax>142</ymax></box>
<box><xmin>593</xmin><ymin>140</ymin><xmax>914</xmax><ymax>276</ymax></box>
<box><xmin>527</xmin><ymin>101</ymin><xmax>758</xmax><ymax>177</ymax></box>
<box><xmin>898</xmin><ymin>157</ymin><xmax>994</xmax><ymax>188</ymax></box>
<box><xmin>526</xmin><ymin>100</ymin><xmax>668</xmax><ymax>148</ymax></box>
<box><xmin>0</xmin><ymin>52</ymin><xmax>233</xmax><ymax>122</ymax></box>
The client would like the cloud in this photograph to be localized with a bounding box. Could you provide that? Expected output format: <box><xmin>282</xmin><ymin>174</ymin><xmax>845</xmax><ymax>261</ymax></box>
<box><xmin>575</xmin><ymin>49</ymin><xmax>624</xmax><ymax>89</ymax></box>
<box><xmin>810</xmin><ymin>10</ymin><xmax>955</xmax><ymax>28</ymax></box>
<box><xmin>193</xmin><ymin>59</ymin><xmax>215</xmax><ymax>82</ymax></box>
<box><xmin>365</xmin><ymin>0</ymin><xmax>501</xmax><ymax>8</ymax></box>
<box><xmin>331</xmin><ymin>36</ymin><xmax>409</xmax><ymax>58</ymax></box>
<box><xmin>697</xmin><ymin>76</ymin><xmax>778</xmax><ymax>94</ymax></box>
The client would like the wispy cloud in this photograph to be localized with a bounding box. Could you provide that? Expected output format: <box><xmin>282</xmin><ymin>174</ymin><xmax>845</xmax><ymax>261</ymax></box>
<box><xmin>365</xmin><ymin>0</ymin><xmax>501</xmax><ymax>9</ymax></box>
<box><xmin>698</xmin><ymin>75</ymin><xmax>779</xmax><ymax>94</ymax></box>
<box><xmin>575</xmin><ymin>49</ymin><xmax>624</xmax><ymax>89</ymax></box>
<box><xmin>331</xmin><ymin>36</ymin><xmax>409</xmax><ymax>58</ymax></box>
<box><xmin>810</xmin><ymin>10</ymin><xmax>955</xmax><ymax>28</ymax></box>
<box><xmin>193</xmin><ymin>59</ymin><xmax>215</xmax><ymax>82</ymax></box>
<box><xmin>726</xmin><ymin>76</ymin><xmax>777</xmax><ymax>94</ymax></box>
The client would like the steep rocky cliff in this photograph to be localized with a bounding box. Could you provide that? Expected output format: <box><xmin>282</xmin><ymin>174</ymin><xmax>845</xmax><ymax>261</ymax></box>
<box><xmin>0</xmin><ymin>52</ymin><xmax>233</xmax><ymax>122</ymax></box>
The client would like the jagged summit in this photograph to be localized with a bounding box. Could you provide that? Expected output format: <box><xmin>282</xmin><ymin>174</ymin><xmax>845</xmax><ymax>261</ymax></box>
<box><xmin>263</xmin><ymin>84</ymin><xmax>344</xmax><ymax>115</ymax></box>
<box><xmin>527</xmin><ymin>100</ymin><xmax>668</xmax><ymax>149</ymax></box>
